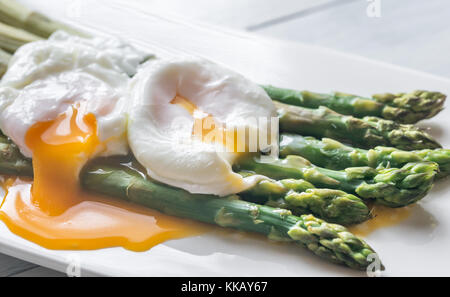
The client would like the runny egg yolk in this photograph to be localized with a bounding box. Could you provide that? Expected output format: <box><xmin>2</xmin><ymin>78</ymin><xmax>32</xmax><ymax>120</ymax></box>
<box><xmin>0</xmin><ymin>105</ymin><xmax>206</xmax><ymax>251</ymax></box>
<box><xmin>171</xmin><ymin>95</ymin><xmax>244</xmax><ymax>153</ymax></box>
<box><xmin>28</xmin><ymin>106</ymin><xmax>101</xmax><ymax>215</ymax></box>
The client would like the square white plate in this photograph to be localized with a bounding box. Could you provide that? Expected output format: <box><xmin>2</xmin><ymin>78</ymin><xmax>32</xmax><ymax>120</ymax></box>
<box><xmin>1</xmin><ymin>0</ymin><xmax>450</xmax><ymax>276</ymax></box>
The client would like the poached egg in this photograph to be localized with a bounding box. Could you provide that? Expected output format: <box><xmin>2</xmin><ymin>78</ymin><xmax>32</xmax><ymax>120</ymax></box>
<box><xmin>128</xmin><ymin>58</ymin><xmax>278</xmax><ymax>196</ymax></box>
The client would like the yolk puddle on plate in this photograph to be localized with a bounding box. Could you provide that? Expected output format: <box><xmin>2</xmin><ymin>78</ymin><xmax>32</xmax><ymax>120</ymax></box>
<box><xmin>349</xmin><ymin>204</ymin><xmax>412</xmax><ymax>237</ymax></box>
<box><xmin>0</xmin><ymin>105</ymin><xmax>207</xmax><ymax>251</ymax></box>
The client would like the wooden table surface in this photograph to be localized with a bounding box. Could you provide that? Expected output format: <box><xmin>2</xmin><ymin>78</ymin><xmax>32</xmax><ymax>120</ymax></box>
<box><xmin>2</xmin><ymin>0</ymin><xmax>449</xmax><ymax>277</ymax></box>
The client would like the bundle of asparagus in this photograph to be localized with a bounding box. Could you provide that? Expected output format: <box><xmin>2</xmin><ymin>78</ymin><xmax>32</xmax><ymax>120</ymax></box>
<box><xmin>0</xmin><ymin>0</ymin><xmax>446</xmax><ymax>272</ymax></box>
<box><xmin>0</xmin><ymin>134</ymin><xmax>378</xmax><ymax>269</ymax></box>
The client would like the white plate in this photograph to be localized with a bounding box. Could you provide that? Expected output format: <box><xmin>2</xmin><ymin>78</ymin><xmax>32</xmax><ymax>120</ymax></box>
<box><xmin>1</xmin><ymin>0</ymin><xmax>450</xmax><ymax>276</ymax></box>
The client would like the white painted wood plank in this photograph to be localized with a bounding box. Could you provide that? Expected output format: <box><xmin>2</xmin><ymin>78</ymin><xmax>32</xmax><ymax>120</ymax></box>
<box><xmin>106</xmin><ymin>0</ymin><xmax>334</xmax><ymax>29</ymax></box>
<box><xmin>255</xmin><ymin>0</ymin><xmax>450</xmax><ymax>77</ymax></box>
<box><xmin>11</xmin><ymin>267</ymin><xmax>65</xmax><ymax>277</ymax></box>
<box><xmin>0</xmin><ymin>254</ymin><xmax>37</xmax><ymax>277</ymax></box>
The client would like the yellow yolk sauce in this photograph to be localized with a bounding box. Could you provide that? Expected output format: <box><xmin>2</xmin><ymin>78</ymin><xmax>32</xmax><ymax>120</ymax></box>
<box><xmin>349</xmin><ymin>204</ymin><xmax>412</xmax><ymax>237</ymax></box>
<box><xmin>0</xmin><ymin>106</ymin><xmax>206</xmax><ymax>251</ymax></box>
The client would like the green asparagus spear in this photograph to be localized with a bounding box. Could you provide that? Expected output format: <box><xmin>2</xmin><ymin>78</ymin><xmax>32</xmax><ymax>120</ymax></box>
<box><xmin>235</xmin><ymin>155</ymin><xmax>438</xmax><ymax>208</ymax></box>
<box><xmin>372</xmin><ymin>91</ymin><xmax>445</xmax><ymax>122</ymax></box>
<box><xmin>0</xmin><ymin>0</ymin><xmax>87</xmax><ymax>38</ymax></box>
<box><xmin>0</xmin><ymin>136</ymin><xmax>33</xmax><ymax>176</ymax></box>
<box><xmin>280</xmin><ymin>133</ymin><xmax>450</xmax><ymax>178</ymax></box>
<box><xmin>239</xmin><ymin>174</ymin><xmax>370</xmax><ymax>225</ymax></box>
<box><xmin>0</xmin><ymin>20</ymin><xmax>41</xmax><ymax>53</ymax></box>
<box><xmin>276</xmin><ymin>101</ymin><xmax>442</xmax><ymax>150</ymax></box>
<box><xmin>81</xmin><ymin>161</ymin><xmax>382</xmax><ymax>270</ymax></box>
<box><xmin>263</xmin><ymin>85</ymin><xmax>445</xmax><ymax>124</ymax></box>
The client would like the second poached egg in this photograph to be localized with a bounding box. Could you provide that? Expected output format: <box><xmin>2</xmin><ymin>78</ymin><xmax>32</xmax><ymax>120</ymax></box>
<box><xmin>128</xmin><ymin>58</ymin><xmax>278</xmax><ymax>196</ymax></box>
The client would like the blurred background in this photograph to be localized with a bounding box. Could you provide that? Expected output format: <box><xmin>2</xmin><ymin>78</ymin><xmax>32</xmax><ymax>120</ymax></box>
<box><xmin>118</xmin><ymin>0</ymin><xmax>450</xmax><ymax>78</ymax></box>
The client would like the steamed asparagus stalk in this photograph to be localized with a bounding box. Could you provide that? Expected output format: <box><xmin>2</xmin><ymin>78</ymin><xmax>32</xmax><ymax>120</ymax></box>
<box><xmin>82</xmin><ymin>161</ymin><xmax>382</xmax><ymax>270</ymax></box>
<box><xmin>276</xmin><ymin>101</ymin><xmax>442</xmax><ymax>150</ymax></box>
<box><xmin>0</xmin><ymin>20</ymin><xmax>41</xmax><ymax>53</ymax></box>
<box><xmin>0</xmin><ymin>133</ymin><xmax>369</xmax><ymax>225</ymax></box>
<box><xmin>236</xmin><ymin>155</ymin><xmax>438</xmax><ymax>207</ymax></box>
<box><xmin>0</xmin><ymin>142</ymin><xmax>32</xmax><ymax>176</ymax></box>
<box><xmin>0</xmin><ymin>0</ymin><xmax>87</xmax><ymax>38</ymax></box>
<box><xmin>239</xmin><ymin>173</ymin><xmax>370</xmax><ymax>225</ymax></box>
<box><xmin>280</xmin><ymin>133</ymin><xmax>450</xmax><ymax>178</ymax></box>
<box><xmin>0</xmin><ymin>134</ymin><xmax>33</xmax><ymax>176</ymax></box>
<box><xmin>263</xmin><ymin>85</ymin><xmax>445</xmax><ymax>124</ymax></box>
